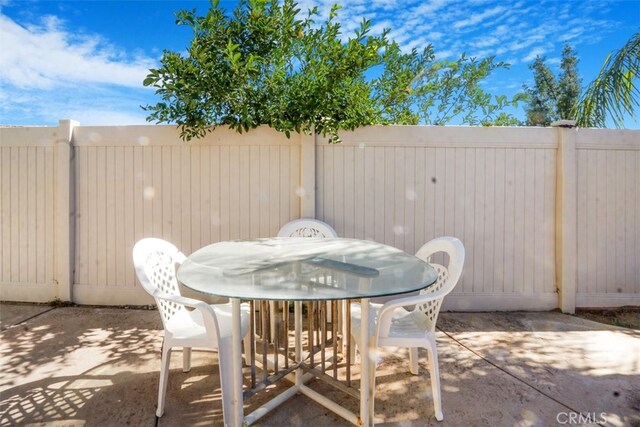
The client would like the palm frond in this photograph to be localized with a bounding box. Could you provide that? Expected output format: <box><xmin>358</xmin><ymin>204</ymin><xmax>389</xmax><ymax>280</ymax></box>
<box><xmin>575</xmin><ymin>32</ymin><xmax>640</xmax><ymax>128</ymax></box>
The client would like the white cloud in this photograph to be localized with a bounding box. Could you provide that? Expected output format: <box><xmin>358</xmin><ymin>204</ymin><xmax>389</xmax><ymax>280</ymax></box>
<box><xmin>404</xmin><ymin>36</ymin><xmax>431</xmax><ymax>52</ymax></box>
<box><xmin>547</xmin><ymin>57</ymin><xmax>561</xmax><ymax>67</ymax></box>
<box><xmin>371</xmin><ymin>0</ymin><xmax>398</xmax><ymax>11</ymax></box>
<box><xmin>426</xmin><ymin>31</ymin><xmax>445</xmax><ymax>42</ymax></box>
<box><xmin>471</xmin><ymin>36</ymin><xmax>500</xmax><ymax>49</ymax></box>
<box><xmin>558</xmin><ymin>28</ymin><xmax>585</xmax><ymax>42</ymax></box>
<box><xmin>523</xmin><ymin>47</ymin><xmax>547</xmax><ymax>62</ymax></box>
<box><xmin>470</xmin><ymin>49</ymin><xmax>493</xmax><ymax>59</ymax></box>
<box><xmin>452</xmin><ymin>6</ymin><xmax>506</xmax><ymax>30</ymax></box>
<box><xmin>435</xmin><ymin>49</ymin><xmax>453</xmax><ymax>60</ymax></box>
<box><xmin>507</xmin><ymin>38</ymin><xmax>539</xmax><ymax>53</ymax></box>
<box><xmin>295</xmin><ymin>0</ymin><xmax>618</xmax><ymax>67</ymax></box>
<box><xmin>1</xmin><ymin>0</ymin><xmax>627</xmax><ymax>126</ymax></box>
<box><xmin>0</xmin><ymin>81</ymin><xmax>152</xmax><ymax>126</ymax></box>
<box><xmin>0</xmin><ymin>14</ymin><xmax>155</xmax><ymax>89</ymax></box>
<box><xmin>0</xmin><ymin>14</ymin><xmax>156</xmax><ymax>126</ymax></box>
<box><xmin>370</xmin><ymin>20</ymin><xmax>393</xmax><ymax>35</ymax></box>
<box><xmin>413</xmin><ymin>0</ymin><xmax>451</xmax><ymax>15</ymax></box>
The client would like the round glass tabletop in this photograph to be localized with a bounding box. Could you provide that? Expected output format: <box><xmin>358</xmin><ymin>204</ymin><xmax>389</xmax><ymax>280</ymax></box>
<box><xmin>178</xmin><ymin>238</ymin><xmax>437</xmax><ymax>301</ymax></box>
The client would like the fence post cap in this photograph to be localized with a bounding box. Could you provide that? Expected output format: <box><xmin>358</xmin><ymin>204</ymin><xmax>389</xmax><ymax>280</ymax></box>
<box><xmin>551</xmin><ymin>120</ymin><xmax>576</xmax><ymax>128</ymax></box>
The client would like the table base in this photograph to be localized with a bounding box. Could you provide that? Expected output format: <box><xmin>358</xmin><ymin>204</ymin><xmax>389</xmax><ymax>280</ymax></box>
<box><xmin>231</xmin><ymin>298</ymin><xmax>372</xmax><ymax>427</ymax></box>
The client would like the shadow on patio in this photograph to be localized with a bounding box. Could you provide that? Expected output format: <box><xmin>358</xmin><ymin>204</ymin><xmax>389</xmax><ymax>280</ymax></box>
<box><xmin>0</xmin><ymin>306</ymin><xmax>638</xmax><ymax>426</ymax></box>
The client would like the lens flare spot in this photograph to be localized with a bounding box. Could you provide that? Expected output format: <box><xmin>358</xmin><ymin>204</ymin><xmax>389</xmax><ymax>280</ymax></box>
<box><xmin>521</xmin><ymin>409</ymin><xmax>538</xmax><ymax>424</ymax></box>
<box><xmin>137</xmin><ymin>136</ymin><xmax>150</xmax><ymax>146</ymax></box>
<box><xmin>143</xmin><ymin>186</ymin><xmax>155</xmax><ymax>200</ymax></box>
<box><xmin>295</xmin><ymin>187</ymin><xmax>306</xmax><ymax>198</ymax></box>
<box><xmin>89</xmin><ymin>132</ymin><xmax>102</xmax><ymax>143</ymax></box>
<box><xmin>393</xmin><ymin>225</ymin><xmax>404</xmax><ymax>235</ymax></box>
<box><xmin>406</xmin><ymin>189</ymin><xmax>416</xmax><ymax>201</ymax></box>
<box><xmin>457</xmin><ymin>300</ymin><xmax>472</xmax><ymax>310</ymax></box>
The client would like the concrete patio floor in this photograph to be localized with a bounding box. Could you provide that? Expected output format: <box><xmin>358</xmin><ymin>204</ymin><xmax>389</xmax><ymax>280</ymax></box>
<box><xmin>1</xmin><ymin>303</ymin><xmax>638</xmax><ymax>427</ymax></box>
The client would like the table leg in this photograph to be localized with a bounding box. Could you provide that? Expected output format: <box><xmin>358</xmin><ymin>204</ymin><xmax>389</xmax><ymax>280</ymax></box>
<box><xmin>295</xmin><ymin>300</ymin><xmax>303</xmax><ymax>389</ymax></box>
<box><xmin>360</xmin><ymin>297</ymin><xmax>371</xmax><ymax>427</ymax></box>
<box><xmin>231</xmin><ymin>298</ymin><xmax>243</xmax><ymax>427</ymax></box>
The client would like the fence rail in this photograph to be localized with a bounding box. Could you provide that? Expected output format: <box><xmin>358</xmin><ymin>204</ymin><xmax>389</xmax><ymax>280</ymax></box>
<box><xmin>1</xmin><ymin>122</ymin><xmax>638</xmax><ymax>311</ymax></box>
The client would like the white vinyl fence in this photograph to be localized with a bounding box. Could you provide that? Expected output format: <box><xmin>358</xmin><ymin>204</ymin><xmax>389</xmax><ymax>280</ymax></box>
<box><xmin>316</xmin><ymin>127</ymin><xmax>559</xmax><ymax>311</ymax></box>
<box><xmin>72</xmin><ymin>125</ymin><xmax>302</xmax><ymax>304</ymax></box>
<box><xmin>1</xmin><ymin>121</ymin><xmax>638</xmax><ymax>312</ymax></box>
<box><xmin>574</xmin><ymin>131</ymin><xmax>640</xmax><ymax>308</ymax></box>
<box><xmin>0</xmin><ymin>127</ymin><xmax>57</xmax><ymax>302</ymax></box>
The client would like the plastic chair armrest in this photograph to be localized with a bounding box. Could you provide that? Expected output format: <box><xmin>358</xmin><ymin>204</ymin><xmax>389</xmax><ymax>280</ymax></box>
<box><xmin>154</xmin><ymin>291</ymin><xmax>220</xmax><ymax>339</ymax></box>
<box><xmin>375</xmin><ymin>287</ymin><xmax>452</xmax><ymax>339</ymax></box>
<box><xmin>154</xmin><ymin>291</ymin><xmax>212</xmax><ymax>311</ymax></box>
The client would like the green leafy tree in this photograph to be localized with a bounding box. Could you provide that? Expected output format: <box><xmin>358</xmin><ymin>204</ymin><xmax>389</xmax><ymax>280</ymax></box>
<box><xmin>557</xmin><ymin>45</ymin><xmax>581</xmax><ymax>120</ymax></box>
<box><xmin>413</xmin><ymin>54</ymin><xmax>525</xmax><ymax>126</ymax></box>
<box><xmin>370</xmin><ymin>44</ymin><xmax>524</xmax><ymax>126</ymax></box>
<box><xmin>370</xmin><ymin>41</ymin><xmax>424</xmax><ymax>125</ymax></box>
<box><xmin>524</xmin><ymin>45</ymin><xmax>581</xmax><ymax>125</ymax></box>
<box><xmin>144</xmin><ymin>0</ymin><xmax>522</xmax><ymax>141</ymax></box>
<box><xmin>525</xmin><ymin>56</ymin><xmax>558</xmax><ymax>126</ymax></box>
<box><xmin>574</xmin><ymin>32</ymin><xmax>640</xmax><ymax>127</ymax></box>
<box><xmin>488</xmin><ymin>112</ymin><xmax>525</xmax><ymax>127</ymax></box>
<box><xmin>524</xmin><ymin>35</ymin><xmax>639</xmax><ymax>128</ymax></box>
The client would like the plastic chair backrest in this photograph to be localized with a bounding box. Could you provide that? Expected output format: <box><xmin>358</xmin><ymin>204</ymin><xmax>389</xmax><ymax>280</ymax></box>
<box><xmin>413</xmin><ymin>236</ymin><xmax>465</xmax><ymax>331</ymax></box>
<box><xmin>277</xmin><ymin>218</ymin><xmax>337</xmax><ymax>238</ymax></box>
<box><xmin>133</xmin><ymin>238</ymin><xmax>188</xmax><ymax>328</ymax></box>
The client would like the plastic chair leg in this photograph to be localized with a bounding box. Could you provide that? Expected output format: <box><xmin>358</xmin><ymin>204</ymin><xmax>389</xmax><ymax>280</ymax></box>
<box><xmin>157</xmin><ymin>345</ymin><xmax>172</xmax><ymax>417</ymax></box>
<box><xmin>217</xmin><ymin>340</ymin><xmax>237</xmax><ymax>427</ymax></box>
<box><xmin>369</xmin><ymin>357</ymin><xmax>377</xmax><ymax>423</ymax></box>
<box><xmin>409</xmin><ymin>347</ymin><xmax>419</xmax><ymax>375</ymax></box>
<box><xmin>183</xmin><ymin>347</ymin><xmax>192</xmax><ymax>372</ymax></box>
<box><xmin>426</xmin><ymin>338</ymin><xmax>443</xmax><ymax>421</ymax></box>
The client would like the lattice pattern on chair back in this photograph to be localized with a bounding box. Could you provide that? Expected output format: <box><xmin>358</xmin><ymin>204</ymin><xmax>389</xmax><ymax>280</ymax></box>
<box><xmin>133</xmin><ymin>238</ymin><xmax>187</xmax><ymax>328</ymax></box>
<box><xmin>278</xmin><ymin>219</ymin><xmax>337</xmax><ymax>238</ymax></box>
<box><xmin>413</xmin><ymin>236</ymin><xmax>465</xmax><ymax>332</ymax></box>
<box><xmin>287</xmin><ymin>226</ymin><xmax>327</xmax><ymax>237</ymax></box>
<box><xmin>145</xmin><ymin>250</ymin><xmax>185</xmax><ymax>325</ymax></box>
<box><xmin>416</xmin><ymin>263</ymin><xmax>449</xmax><ymax>331</ymax></box>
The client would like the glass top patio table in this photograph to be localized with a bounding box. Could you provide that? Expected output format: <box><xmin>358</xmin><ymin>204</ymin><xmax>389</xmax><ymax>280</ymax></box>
<box><xmin>176</xmin><ymin>237</ymin><xmax>438</xmax><ymax>427</ymax></box>
<box><xmin>177</xmin><ymin>237</ymin><xmax>438</xmax><ymax>301</ymax></box>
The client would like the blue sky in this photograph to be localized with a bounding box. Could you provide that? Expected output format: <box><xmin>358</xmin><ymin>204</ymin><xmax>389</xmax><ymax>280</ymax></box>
<box><xmin>1</xmin><ymin>0</ymin><xmax>639</xmax><ymax>128</ymax></box>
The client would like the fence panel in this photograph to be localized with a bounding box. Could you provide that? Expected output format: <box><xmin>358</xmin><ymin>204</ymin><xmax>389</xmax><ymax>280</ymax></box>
<box><xmin>575</xmin><ymin>130</ymin><xmax>640</xmax><ymax>308</ymax></box>
<box><xmin>0</xmin><ymin>127</ymin><xmax>57</xmax><ymax>302</ymax></box>
<box><xmin>316</xmin><ymin>126</ymin><xmax>559</xmax><ymax>310</ymax></box>
<box><xmin>72</xmin><ymin>125</ymin><xmax>301</xmax><ymax>305</ymax></box>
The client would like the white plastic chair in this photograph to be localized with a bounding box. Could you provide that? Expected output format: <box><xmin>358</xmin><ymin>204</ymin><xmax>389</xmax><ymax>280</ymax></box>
<box><xmin>132</xmin><ymin>238</ymin><xmax>251</xmax><ymax>423</ymax></box>
<box><xmin>350</xmin><ymin>236</ymin><xmax>465</xmax><ymax>422</ymax></box>
<box><xmin>277</xmin><ymin>218</ymin><xmax>338</xmax><ymax>238</ymax></box>
<box><xmin>273</xmin><ymin>218</ymin><xmax>338</xmax><ymax>340</ymax></box>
